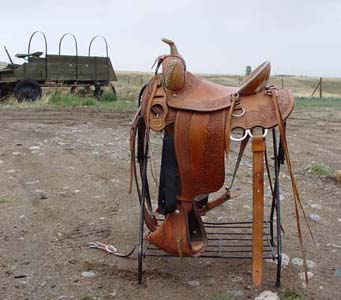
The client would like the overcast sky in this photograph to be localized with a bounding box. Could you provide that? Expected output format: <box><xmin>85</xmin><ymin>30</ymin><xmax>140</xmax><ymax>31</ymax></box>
<box><xmin>0</xmin><ymin>0</ymin><xmax>340</xmax><ymax>76</ymax></box>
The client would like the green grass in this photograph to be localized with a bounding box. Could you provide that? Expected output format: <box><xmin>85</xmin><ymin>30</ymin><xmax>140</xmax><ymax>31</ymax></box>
<box><xmin>209</xmin><ymin>294</ymin><xmax>234</xmax><ymax>300</ymax></box>
<box><xmin>310</xmin><ymin>163</ymin><xmax>333</xmax><ymax>176</ymax></box>
<box><xmin>295</xmin><ymin>97</ymin><xmax>341</xmax><ymax>108</ymax></box>
<box><xmin>100</xmin><ymin>92</ymin><xmax>118</xmax><ymax>102</ymax></box>
<box><xmin>279</xmin><ymin>289</ymin><xmax>303</xmax><ymax>300</ymax></box>
<box><xmin>46</xmin><ymin>92</ymin><xmax>136</xmax><ymax>111</ymax></box>
<box><xmin>49</xmin><ymin>92</ymin><xmax>97</xmax><ymax>108</ymax></box>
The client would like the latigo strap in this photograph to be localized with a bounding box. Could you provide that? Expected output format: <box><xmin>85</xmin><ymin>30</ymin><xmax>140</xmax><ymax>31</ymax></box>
<box><xmin>252</xmin><ymin>134</ymin><xmax>266</xmax><ymax>286</ymax></box>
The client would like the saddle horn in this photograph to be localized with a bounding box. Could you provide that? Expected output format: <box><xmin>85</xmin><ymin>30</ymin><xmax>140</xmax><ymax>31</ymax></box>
<box><xmin>161</xmin><ymin>38</ymin><xmax>179</xmax><ymax>55</ymax></box>
<box><xmin>160</xmin><ymin>38</ymin><xmax>186</xmax><ymax>91</ymax></box>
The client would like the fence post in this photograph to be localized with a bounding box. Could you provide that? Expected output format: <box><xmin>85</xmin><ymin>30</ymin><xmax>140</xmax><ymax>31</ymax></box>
<box><xmin>311</xmin><ymin>77</ymin><xmax>322</xmax><ymax>97</ymax></box>
<box><xmin>319</xmin><ymin>77</ymin><xmax>323</xmax><ymax>99</ymax></box>
<box><xmin>281</xmin><ymin>77</ymin><xmax>284</xmax><ymax>89</ymax></box>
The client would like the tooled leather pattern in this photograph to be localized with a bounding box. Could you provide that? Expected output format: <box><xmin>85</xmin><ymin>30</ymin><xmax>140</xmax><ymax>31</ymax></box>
<box><xmin>163</xmin><ymin>59</ymin><xmax>178</xmax><ymax>88</ymax></box>
<box><xmin>141</xmin><ymin>73</ymin><xmax>294</xmax><ymax>133</ymax></box>
<box><xmin>231</xmin><ymin>89</ymin><xmax>294</xmax><ymax>130</ymax></box>
<box><xmin>175</xmin><ymin>110</ymin><xmax>225</xmax><ymax>201</ymax></box>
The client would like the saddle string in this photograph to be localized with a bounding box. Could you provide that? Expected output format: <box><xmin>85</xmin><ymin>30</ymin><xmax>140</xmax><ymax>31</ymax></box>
<box><xmin>89</xmin><ymin>241</ymin><xmax>138</xmax><ymax>257</ymax></box>
<box><xmin>228</xmin><ymin>135</ymin><xmax>250</xmax><ymax>189</ymax></box>
<box><xmin>141</xmin><ymin>80</ymin><xmax>162</xmax><ymax>214</ymax></box>
<box><xmin>224</xmin><ymin>93</ymin><xmax>239</xmax><ymax>160</ymax></box>
<box><xmin>138</xmin><ymin>126</ymin><xmax>160</xmax><ymax>232</ymax></box>
<box><xmin>129</xmin><ymin>84</ymin><xmax>148</xmax><ymax>194</ymax></box>
<box><xmin>151</xmin><ymin>55</ymin><xmax>164</xmax><ymax>74</ymax></box>
<box><xmin>129</xmin><ymin>83</ymin><xmax>150</xmax><ymax>194</ymax></box>
<box><xmin>138</xmin><ymin>128</ymin><xmax>154</xmax><ymax>213</ymax></box>
<box><xmin>269</xmin><ymin>88</ymin><xmax>314</xmax><ymax>285</ymax></box>
<box><xmin>129</xmin><ymin>108</ymin><xmax>142</xmax><ymax>194</ymax></box>
<box><xmin>264</xmin><ymin>141</ymin><xmax>274</xmax><ymax>197</ymax></box>
<box><xmin>130</xmin><ymin>109</ymin><xmax>158</xmax><ymax>229</ymax></box>
<box><xmin>270</xmin><ymin>88</ymin><xmax>314</xmax><ymax>240</ymax></box>
<box><xmin>130</xmin><ymin>81</ymin><xmax>166</xmax><ymax>232</ymax></box>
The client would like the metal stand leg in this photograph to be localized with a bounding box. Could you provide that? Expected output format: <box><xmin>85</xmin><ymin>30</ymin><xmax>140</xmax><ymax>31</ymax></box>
<box><xmin>272</xmin><ymin>128</ymin><xmax>282</xmax><ymax>287</ymax></box>
<box><xmin>137</xmin><ymin>190</ymin><xmax>145</xmax><ymax>284</ymax></box>
<box><xmin>137</xmin><ymin>132</ymin><xmax>149</xmax><ymax>284</ymax></box>
<box><xmin>269</xmin><ymin>167</ymin><xmax>276</xmax><ymax>247</ymax></box>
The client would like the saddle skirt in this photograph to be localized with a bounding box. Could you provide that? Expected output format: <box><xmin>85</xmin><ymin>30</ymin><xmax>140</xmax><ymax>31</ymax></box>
<box><xmin>143</xmin><ymin>71</ymin><xmax>294</xmax><ymax>133</ymax></box>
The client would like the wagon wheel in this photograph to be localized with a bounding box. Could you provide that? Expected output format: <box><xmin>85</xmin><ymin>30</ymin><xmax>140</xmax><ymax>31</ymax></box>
<box><xmin>14</xmin><ymin>79</ymin><xmax>42</xmax><ymax>102</ymax></box>
<box><xmin>110</xmin><ymin>83</ymin><xmax>117</xmax><ymax>96</ymax></box>
<box><xmin>70</xmin><ymin>86</ymin><xmax>78</xmax><ymax>94</ymax></box>
<box><xmin>94</xmin><ymin>83</ymin><xmax>103</xmax><ymax>99</ymax></box>
<box><xmin>0</xmin><ymin>86</ymin><xmax>12</xmax><ymax>101</ymax></box>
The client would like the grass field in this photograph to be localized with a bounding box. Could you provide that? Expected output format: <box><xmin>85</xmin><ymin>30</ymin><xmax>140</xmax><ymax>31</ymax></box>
<box><xmin>115</xmin><ymin>71</ymin><xmax>341</xmax><ymax>100</ymax></box>
<box><xmin>295</xmin><ymin>97</ymin><xmax>341</xmax><ymax>108</ymax></box>
<box><xmin>107</xmin><ymin>71</ymin><xmax>341</xmax><ymax>110</ymax></box>
<box><xmin>1</xmin><ymin>71</ymin><xmax>340</xmax><ymax>109</ymax></box>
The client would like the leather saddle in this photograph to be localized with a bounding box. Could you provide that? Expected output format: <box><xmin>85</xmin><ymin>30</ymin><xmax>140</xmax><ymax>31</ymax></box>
<box><xmin>130</xmin><ymin>39</ymin><xmax>309</xmax><ymax>286</ymax></box>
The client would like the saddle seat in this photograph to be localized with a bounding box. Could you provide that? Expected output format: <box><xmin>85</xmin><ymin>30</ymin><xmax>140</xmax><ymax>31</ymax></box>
<box><xmin>166</xmin><ymin>61</ymin><xmax>272</xmax><ymax>112</ymax></box>
<box><xmin>167</xmin><ymin>72</ymin><xmax>236</xmax><ymax>111</ymax></box>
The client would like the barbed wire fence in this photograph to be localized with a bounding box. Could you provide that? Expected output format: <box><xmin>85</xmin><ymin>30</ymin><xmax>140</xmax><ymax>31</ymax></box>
<box><xmin>116</xmin><ymin>68</ymin><xmax>340</xmax><ymax>101</ymax></box>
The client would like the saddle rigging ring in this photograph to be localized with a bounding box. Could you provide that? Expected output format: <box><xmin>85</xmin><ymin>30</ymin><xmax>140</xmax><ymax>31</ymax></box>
<box><xmin>232</xmin><ymin>107</ymin><xmax>245</xmax><ymax>118</ymax></box>
<box><xmin>230</xmin><ymin>128</ymin><xmax>268</xmax><ymax>142</ymax></box>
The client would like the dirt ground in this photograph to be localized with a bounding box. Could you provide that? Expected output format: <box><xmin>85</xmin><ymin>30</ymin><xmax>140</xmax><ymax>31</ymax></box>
<box><xmin>0</xmin><ymin>106</ymin><xmax>340</xmax><ymax>300</ymax></box>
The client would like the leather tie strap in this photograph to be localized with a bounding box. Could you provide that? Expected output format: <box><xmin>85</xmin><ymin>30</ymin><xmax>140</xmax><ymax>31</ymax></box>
<box><xmin>269</xmin><ymin>88</ymin><xmax>314</xmax><ymax>285</ymax></box>
<box><xmin>252</xmin><ymin>134</ymin><xmax>265</xmax><ymax>287</ymax></box>
<box><xmin>129</xmin><ymin>108</ymin><xmax>142</xmax><ymax>194</ymax></box>
<box><xmin>229</xmin><ymin>134</ymin><xmax>250</xmax><ymax>189</ymax></box>
<box><xmin>224</xmin><ymin>93</ymin><xmax>238</xmax><ymax>159</ymax></box>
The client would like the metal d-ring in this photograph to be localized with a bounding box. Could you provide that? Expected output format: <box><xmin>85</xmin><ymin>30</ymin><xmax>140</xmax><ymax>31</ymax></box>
<box><xmin>230</xmin><ymin>128</ymin><xmax>269</xmax><ymax>142</ymax></box>
<box><xmin>248</xmin><ymin>128</ymin><xmax>269</xmax><ymax>138</ymax></box>
<box><xmin>230</xmin><ymin>129</ymin><xmax>249</xmax><ymax>142</ymax></box>
<box><xmin>232</xmin><ymin>107</ymin><xmax>245</xmax><ymax>118</ymax></box>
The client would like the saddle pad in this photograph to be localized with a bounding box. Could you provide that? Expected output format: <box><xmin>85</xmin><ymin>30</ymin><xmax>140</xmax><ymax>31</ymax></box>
<box><xmin>167</xmin><ymin>72</ymin><xmax>236</xmax><ymax>112</ymax></box>
<box><xmin>174</xmin><ymin>110</ymin><xmax>226</xmax><ymax>201</ymax></box>
<box><xmin>232</xmin><ymin>89</ymin><xmax>295</xmax><ymax>130</ymax></box>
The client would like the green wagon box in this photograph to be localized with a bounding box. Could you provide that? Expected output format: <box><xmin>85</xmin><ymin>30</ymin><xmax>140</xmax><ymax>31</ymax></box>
<box><xmin>0</xmin><ymin>31</ymin><xmax>117</xmax><ymax>101</ymax></box>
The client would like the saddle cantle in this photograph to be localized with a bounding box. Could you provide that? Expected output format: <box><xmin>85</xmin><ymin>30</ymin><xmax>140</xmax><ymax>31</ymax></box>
<box><xmin>130</xmin><ymin>38</ymin><xmax>312</xmax><ymax>286</ymax></box>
